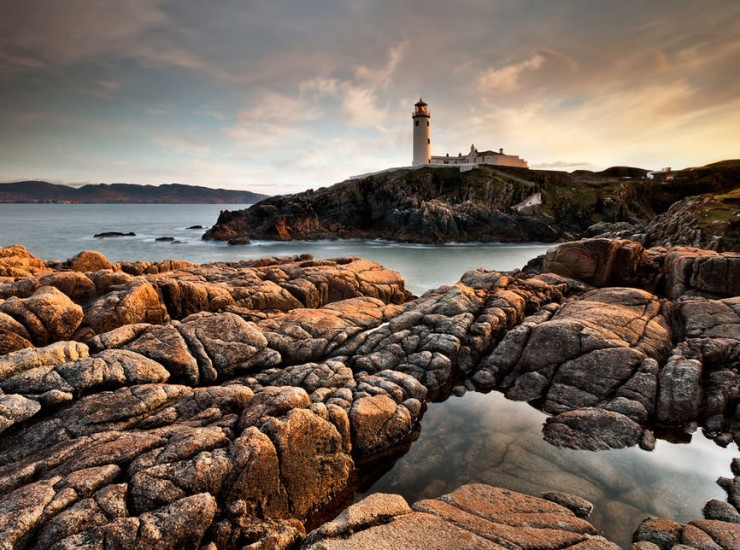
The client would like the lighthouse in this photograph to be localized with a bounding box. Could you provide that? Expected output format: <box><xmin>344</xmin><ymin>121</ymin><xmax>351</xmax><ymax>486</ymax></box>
<box><xmin>412</xmin><ymin>98</ymin><xmax>431</xmax><ymax>166</ymax></box>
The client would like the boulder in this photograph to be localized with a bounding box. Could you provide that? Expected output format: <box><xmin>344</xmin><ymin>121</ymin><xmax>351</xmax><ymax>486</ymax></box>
<box><xmin>83</xmin><ymin>280</ymin><xmax>168</xmax><ymax>334</ymax></box>
<box><xmin>0</xmin><ymin>394</ymin><xmax>41</xmax><ymax>433</ymax></box>
<box><xmin>0</xmin><ymin>286</ymin><xmax>83</xmax><ymax>346</ymax></box>
<box><xmin>663</xmin><ymin>247</ymin><xmax>740</xmax><ymax>299</ymax></box>
<box><xmin>0</xmin><ymin>244</ymin><xmax>52</xmax><ymax>277</ymax></box>
<box><xmin>260</xmin><ymin>408</ymin><xmax>353</xmax><ymax>518</ymax></box>
<box><xmin>543</xmin><ymin>408</ymin><xmax>644</xmax><ymax>450</ymax></box>
<box><xmin>655</xmin><ymin>356</ymin><xmax>703</xmax><ymax>426</ymax></box>
<box><xmin>542</xmin><ymin>238</ymin><xmax>649</xmax><ymax>288</ymax></box>
<box><xmin>65</xmin><ymin>250</ymin><xmax>114</xmax><ymax>273</ymax></box>
<box><xmin>349</xmin><ymin>394</ymin><xmax>413</xmax><ymax>455</ymax></box>
<box><xmin>38</xmin><ymin>271</ymin><xmax>97</xmax><ymax>303</ymax></box>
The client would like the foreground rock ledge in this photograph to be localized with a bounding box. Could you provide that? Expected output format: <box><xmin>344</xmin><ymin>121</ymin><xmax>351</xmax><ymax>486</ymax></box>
<box><xmin>0</xmin><ymin>239</ymin><xmax>738</xmax><ymax>549</ymax></box>
<box><xmin>301</xmin><ymin>484</ymin><xmax>619</xmax><ymax>549</ymax></box>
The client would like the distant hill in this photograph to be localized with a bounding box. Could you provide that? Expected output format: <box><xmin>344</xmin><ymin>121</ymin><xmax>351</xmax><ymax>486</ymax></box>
<box><xmin>0</xmin><ymin>181</ymin><xmax>268</xmax><ymax>204</ymax></box>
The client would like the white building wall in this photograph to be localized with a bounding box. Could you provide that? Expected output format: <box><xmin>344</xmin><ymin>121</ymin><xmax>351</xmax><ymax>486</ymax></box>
<box><xmin>412</xmin><ymin>115</ymin><xmax>431</xmax><ymax>166</ymax></box>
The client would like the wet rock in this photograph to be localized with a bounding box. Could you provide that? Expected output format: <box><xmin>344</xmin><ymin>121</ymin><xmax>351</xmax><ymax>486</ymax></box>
<box><xmin>93</xmin><ymin>231</ymin><xmax>136</xmax><ymax>238</ymax></box>
<box><xmin>541</xmin><ymin>491</ymin><xmax>594</xmax><ymax>518</ymax></box>
<box><xmin>1</xmin><ymin>240</ymin><xmax>738</xmax><ymax>549</ymax></box>
<box><xmin>228</xmin><ymin>236</ymin><xmax>251</xmax><ymax>245</ymax></box>
<box><xmin>717</xmin><ymin>476</ymin><xmax>740</xmax><ymax>510</ymax></box>
<box><xmin>685</xmin><ymin>519</ymin><xmax>740</xmax><ymax>549</ymax></box>
<box><xmin>655</xmin><ymin>356</ymin><xmax>703</xmax><ymax>426</ymax></box>
<box><xmin>632</xmin><ymin>517</ymin><xmax>683</xmax><ymax>548</ymax></box>
<box><xmin>543</xmin><ymin>408</ymin><xmax>644</xmax><ymax>450</ymax></box>
<box><xmin>704</xmin><ymin>499</ymin><xmax>740</xmax><ymax>523</ymax></box>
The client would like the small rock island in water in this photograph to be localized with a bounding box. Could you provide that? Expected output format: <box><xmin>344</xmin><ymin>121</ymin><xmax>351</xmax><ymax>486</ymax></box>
<box><xmin>0</xmin><ymin>236</ymin><xmax>738</xmax><ymax>548</ymax></box>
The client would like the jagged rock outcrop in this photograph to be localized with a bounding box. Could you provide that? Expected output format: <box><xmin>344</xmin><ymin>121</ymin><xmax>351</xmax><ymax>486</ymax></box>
<box><xmin>0</xmin><ymin>240</ymin><xmax>738</xmax><ymax>549</ymax></box>
<box><xmin>641</xmin><ymin>190</ymin><xmax>740</xmax><ymax>252</ymax></box>
<box><xmin>203</xmin><ymin>166</ymin><xmax>566</xmax><ymax>244</ymax></box>
<box><xmin>203</xmin><ymin>163</ymin><xmax>740</xmax><ymax>247</ymax></box>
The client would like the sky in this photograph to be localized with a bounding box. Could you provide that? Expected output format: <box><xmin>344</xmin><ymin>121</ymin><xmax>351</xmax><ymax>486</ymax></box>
<box><xmin>1</xmin><ymin>1</ymin><xmax>739</xmax><ymax>194</ymax></box>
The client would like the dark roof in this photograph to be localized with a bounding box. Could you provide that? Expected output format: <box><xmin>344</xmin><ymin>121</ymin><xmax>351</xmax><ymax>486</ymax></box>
<box><xmin>415</xmin><ymin>98</ymin><xmax>427</xmax><ymax>106</ymax></box>
<box><xmin>474</xmin><ymin>150</ymin><xmax>502</xmax><ymax>156</ymax></box>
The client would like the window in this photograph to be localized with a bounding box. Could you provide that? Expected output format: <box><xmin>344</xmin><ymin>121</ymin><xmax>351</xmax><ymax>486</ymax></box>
<box><xmin>415</xmin><ymin>120</ymin><xmax>419</xmax><ymax>126</ymax></box>
<box><xmin>426</xmin><ymin>121</ymin><xmax>429</xmax><ymax>126</ymax></box>
<box><xmin>427</xmin><ymin>138</ymin><xmax>430</xmax><ymax>144</ymax></box>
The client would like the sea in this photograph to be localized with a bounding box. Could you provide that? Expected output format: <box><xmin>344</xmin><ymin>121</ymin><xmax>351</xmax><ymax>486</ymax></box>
<box><xmin>1</xmin><ymin>202</ymin><xmax>736</xmax><ymax>547</ymax></box>
<box><xmin>0</xmin><ymin>203</ymin><xmax>553</xmax><ymax>295</ymax></box>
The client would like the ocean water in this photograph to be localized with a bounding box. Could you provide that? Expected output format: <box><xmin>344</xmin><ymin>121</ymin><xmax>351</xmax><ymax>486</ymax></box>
<box><xmin>0</xmin><ymin>203</ymin><xmax>553</xmax><ymax>294</ymax></box>
<box><xmin>1</xmin><ymin>203</ymin><xmax>736</xmax><ymax>545</ymax></box>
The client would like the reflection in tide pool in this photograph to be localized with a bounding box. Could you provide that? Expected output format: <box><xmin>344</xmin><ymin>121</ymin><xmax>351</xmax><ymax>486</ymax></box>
<box><xmin>359</xmin><ymin>391</ymin><xmax>737</xmax><ymax>548</ymax></box>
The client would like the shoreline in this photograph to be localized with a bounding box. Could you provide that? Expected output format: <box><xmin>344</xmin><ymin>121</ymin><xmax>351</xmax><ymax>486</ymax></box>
<box><xmin>0</xmin><ymin>239</ymin><xmax>738</xmax><ymax>548</ymax></box>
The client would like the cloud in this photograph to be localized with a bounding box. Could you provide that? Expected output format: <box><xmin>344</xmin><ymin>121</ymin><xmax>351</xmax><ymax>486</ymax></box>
<box><xmin>153</xmin><ymin>134</ymin><xmax>210</xmax><ymax>157</ymax></box>
<box><xmin>479</xmin><ymin>54</ymin><xmax>546</xmax><ymax>93</ymax></box>
<box><xmin>354</xmin><ymin>41</ymin><xmax>406</xmax><ymax>88</ymax></box>
<box><xmin>0</xmin><ymin>0</ymin><xmax>169</xmax><ymax>70</ymax></box>
<box><xmin>225</xmin><ymin>91</ymin><xmax>323</xmax><ymax>150</ymax></box>
<box><xmin>1</xmin><ymin>2</ymin><xmax>739</xmax><ymax>191</ymax></box>
<box><xmin>478</xmin><ymin>48</ymin><xmax>579</xmax><ymax>95</ymax></box>
<box><xmin>531</xmin><ymin>160</ymin><xmax>598</xmax><ymax>171</ymax></box>
<box><xmin>299</xmin><ymin>44</ymin><xmax>406</xmax><ymax>130</ymax></box>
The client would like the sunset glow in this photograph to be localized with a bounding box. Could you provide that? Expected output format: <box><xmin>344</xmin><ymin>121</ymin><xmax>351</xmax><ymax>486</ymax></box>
<box><xmin>1</xmin><ymin>1</ymin><xmax>739</xmax><ymax>193</ymax></box>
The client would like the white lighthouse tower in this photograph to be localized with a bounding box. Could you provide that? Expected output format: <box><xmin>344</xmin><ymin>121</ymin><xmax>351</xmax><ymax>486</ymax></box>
<box><xmin>412</xmin><ymin>98</ymin><xmax>431</xmax><ymax>166</ymax></box>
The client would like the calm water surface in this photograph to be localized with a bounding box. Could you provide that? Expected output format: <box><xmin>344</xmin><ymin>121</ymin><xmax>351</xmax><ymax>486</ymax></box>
<box><xmin>359</xmin><ymin>392</ymin><xmax>736</xmax><ymax>548</ymax></box>
<box><xmin>1</xmin><ymin>203</ymin><xmax>736</xmax><ymax>546</ymax></box>
<box><xmin>0</xmin><ymin>203</ymin><xmax>552</xmax><ymax>295</ymax></box>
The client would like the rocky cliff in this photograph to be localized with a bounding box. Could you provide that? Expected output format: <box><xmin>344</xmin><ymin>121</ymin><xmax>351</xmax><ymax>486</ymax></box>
<box><xmin>203</xmin><ymin>162</ymin><xmax>740</xmax><ymax>248</ymax></box>
<box><xmin>0</xmin><ymin>240</ymin><xmax>738</xmax><ymax>548</ymax></box>
<box><xmin>640</xmin><ymin>188</ymin><xmax>740</xmax><ymax>252</ymax></box>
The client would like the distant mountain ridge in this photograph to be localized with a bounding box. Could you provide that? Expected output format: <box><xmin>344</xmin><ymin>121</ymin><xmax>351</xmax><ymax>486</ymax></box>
<box><xmin>0</xmin><ymin>181</ymin><xmax>268</xmax><ymax>204</ymax></box>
